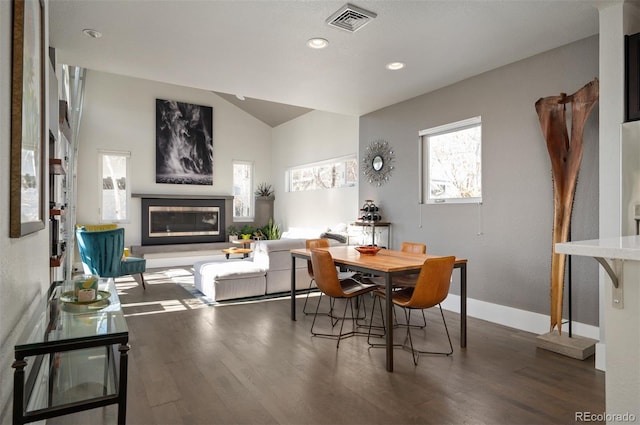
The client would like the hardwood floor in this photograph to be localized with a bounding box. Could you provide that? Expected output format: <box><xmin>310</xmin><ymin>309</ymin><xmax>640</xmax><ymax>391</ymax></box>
<box><xmin>49</xmin><ymin>270</ymin><xmax>604</xmax><ymax>425</ymax></box>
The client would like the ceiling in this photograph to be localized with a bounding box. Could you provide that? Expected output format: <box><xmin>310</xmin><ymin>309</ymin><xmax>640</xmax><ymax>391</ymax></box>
<box><xmin>50</xmin><ymin>1</ymin><xmax>609</xmax><ymax>127</ymax></box>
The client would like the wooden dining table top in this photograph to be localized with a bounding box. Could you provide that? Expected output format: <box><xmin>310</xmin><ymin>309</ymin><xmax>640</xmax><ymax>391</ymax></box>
<box><xmin>290</xmin><ymin>245</ymin><xmax>467</xmax><ymax>273</ymax></box>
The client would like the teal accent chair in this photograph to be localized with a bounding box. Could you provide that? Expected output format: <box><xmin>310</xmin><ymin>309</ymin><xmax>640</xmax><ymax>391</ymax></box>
<box><xmin>76</xmin><ymin>227</ymin><xmax>146</xmax><ymax>289</ymax></box>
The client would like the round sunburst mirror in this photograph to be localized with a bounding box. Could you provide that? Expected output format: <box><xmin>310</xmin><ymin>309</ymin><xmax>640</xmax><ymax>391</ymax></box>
<box><xmin>362</xmin><ymin>140</ymin><xmax>395</xmax><ymax>186</ymax></box>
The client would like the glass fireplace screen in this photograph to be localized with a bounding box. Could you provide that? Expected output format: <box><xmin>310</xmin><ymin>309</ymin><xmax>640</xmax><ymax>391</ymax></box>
<box><xmin>148</xmin><ymin>206</ymin><xmax>220</xmax><ymax>237</ymax></box>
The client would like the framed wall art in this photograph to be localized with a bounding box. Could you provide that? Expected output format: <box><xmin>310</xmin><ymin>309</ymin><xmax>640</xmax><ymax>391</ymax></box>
<box><xmin>626</xmin><ymin>32</ymin><xmax>640</xmax><ymax>122</ymax></box>
<box><xmin>10</xmin><ymin>0</ymin><xmax>46</xmax><ymax>238</ymax></box>
<box><xmin>155</xmin><ymin>99</ymin><xmax>214</xmax><ymax>185</ymax></box>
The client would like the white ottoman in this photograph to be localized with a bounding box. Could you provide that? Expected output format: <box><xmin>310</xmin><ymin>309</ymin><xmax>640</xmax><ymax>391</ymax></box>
<box><xmin>193</xmin><ymin>260</ymin><xmax>267</xmax><ymax>301</ymax></box>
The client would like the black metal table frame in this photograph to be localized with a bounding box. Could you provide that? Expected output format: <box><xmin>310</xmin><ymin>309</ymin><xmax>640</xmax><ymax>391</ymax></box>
<box><xmin>290</xmin><ymin>250</ymin><xmax>467</xmax><ymax>372</ymax></box>
<box><xmin>13</xmin><ymin>333</ymin><xmax>129</xmax><ymax>425</ymax></box>
<box><xmin>12</xmin><ymin>281</ymin><xmax>130</xmax><ymax>425</ymax></box>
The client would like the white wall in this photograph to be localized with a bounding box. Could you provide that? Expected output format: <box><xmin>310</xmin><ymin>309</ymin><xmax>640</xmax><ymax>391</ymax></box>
<box><xmin>0</xmin><ymin>1</ymin><xmax>52</xmax><ymax>422</ymax></box>
<box><xmin>595</xmin><ymin>0</ymin><xmax>640</xmax><ymax>376</ymax></box>
<box><xmin>75</xmin><ymin>70</ymin><xmax>273</xmax><ymax>248</ymax></box>
<box><xmin>360</xmin><ymin>36</ymin><xmax>600</xmax><ymax>328</ymax></box>
<box><xmin>271</xmin><ymin>110</ymin><xmax>359</xmax><ymax>231</ymax></box>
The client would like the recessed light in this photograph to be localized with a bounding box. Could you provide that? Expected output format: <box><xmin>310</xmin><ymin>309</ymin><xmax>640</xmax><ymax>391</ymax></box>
<box><xmin>82</xmin><ymin>29</ymin><xmax>102</xmax><ymax>39</ymax></box>
<box><xmin>386</xmin><ymin>62</ymin><xmax>405</xmax><ymax>71</ymax></box>
<box><xmin>235</xmin><ymin>94</ymin><xmax>246</xmax><ymax>101</ymax></box>
<box><xmin>307</xmin><ymin>38</ymin><xmax>329</xmax><ymax>49</ymax></box>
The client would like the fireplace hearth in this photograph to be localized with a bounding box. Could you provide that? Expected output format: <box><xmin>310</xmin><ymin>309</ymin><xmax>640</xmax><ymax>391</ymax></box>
<box><xmin>140</xmin><ymin>196</ymin><xmax>231</xmax><ymax>245</ymax></box>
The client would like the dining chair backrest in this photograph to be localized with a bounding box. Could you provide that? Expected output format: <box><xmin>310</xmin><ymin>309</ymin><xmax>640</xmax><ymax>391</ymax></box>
<box><xmin>401</xmin><ymin>241</ymin><xmax>427</xmax><ymax>254</ymax></box>
<box><xmin>310</xmin><ymin>249</ymin><xmax>345</xmax><ymax>298</ymax></box>
<box><xmin>408</xmin><ymin>256</ymin><xmax>456</xmax><ymax>309</ymax></box>
<box><xmin>76</xmin><ymin>227</ymin><xmax>125</xmax><ymax>278</ymax></box>
<box><xmin>306</xmin><ymin>238</ymin><xmax>330</xmax><ymax>278</ymax></box>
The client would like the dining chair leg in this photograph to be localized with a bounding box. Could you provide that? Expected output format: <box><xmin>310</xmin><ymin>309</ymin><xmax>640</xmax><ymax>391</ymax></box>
<box><xmin>402</xmin><ymin>309</ymin><xmax>419</xmax><ymax>365</ymax></box>
<box><xmin>336</xmin><ymin>298</ymin><xmax>352</xmax><ymax>349</ymax></box>
<box><xmin>310</xmin><ymin>292</ymin><xmax>324</xmax><ymax>334</ymax></box>
<box><xmin>400</xmin><ymin>305</ymin><xmax>453</xmax><ymax>365</ymax></box>
<box><xmin>306</xmin><ymin>285</ymin><xmax>339</xmax><ymax>319</ymax></box>
<box><xmin>398</xmin><ymin>308</ymin><xmax>426</xmax><ymax>329</ymax></box>
<box><xmin>367</xmin><ymin>295</ymin><xmax>386</xmax><ymax>345</ymax></box>
<box><xmin>139</xmin><ymin>273</ymin><xmax>146</xmax><ymax>290</ymax></box>
<box><xmin>302</xmin><ymin>278</ymin><xmax>315</xmax><ymax>315</ymax></box>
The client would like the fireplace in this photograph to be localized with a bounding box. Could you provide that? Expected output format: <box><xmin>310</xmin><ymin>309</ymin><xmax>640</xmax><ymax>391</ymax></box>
<box><xmin>141</xmin><ymin>197</ymin><xmax>228</xmax><ymax>245</ymax></box>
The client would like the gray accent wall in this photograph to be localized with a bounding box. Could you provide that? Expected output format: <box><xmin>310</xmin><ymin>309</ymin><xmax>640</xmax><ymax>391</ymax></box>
<box><xmin>359</xmin><ymin>36</ymin><xmax>600</xmax><ymax>326</ymax></box>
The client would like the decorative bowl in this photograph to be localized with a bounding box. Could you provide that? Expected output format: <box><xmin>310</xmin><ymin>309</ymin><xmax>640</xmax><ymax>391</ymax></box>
<box><xmin>355</xmin><ymin>245</ymin><xmax>381</xmax><ymax>255</ymax></box>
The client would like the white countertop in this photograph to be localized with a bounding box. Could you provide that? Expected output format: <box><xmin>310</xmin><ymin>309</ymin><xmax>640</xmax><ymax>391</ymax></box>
<box><xmin>556</xmin><ymin>235</ymin><xmax>640</xmax><ymax>261</ymax></box>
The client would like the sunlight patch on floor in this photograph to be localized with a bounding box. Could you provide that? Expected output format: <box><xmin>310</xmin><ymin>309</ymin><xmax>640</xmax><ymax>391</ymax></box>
<box><xmin>121</xmin><ymin>298</ymin><xmax>207</xmax><ymax>317</ymax></box>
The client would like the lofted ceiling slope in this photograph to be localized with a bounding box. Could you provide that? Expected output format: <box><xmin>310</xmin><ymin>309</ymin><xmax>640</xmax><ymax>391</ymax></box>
<box><xmin>49</xmin><ymin>1</ymin><xmax>607</xmax><ymax>126</ymax></box>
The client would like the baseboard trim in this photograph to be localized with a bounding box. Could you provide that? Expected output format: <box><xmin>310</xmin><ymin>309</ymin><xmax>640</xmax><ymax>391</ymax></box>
<box><xmin>440</xmin><ymin>294</ymin><xmax>600</xmax><ymax>341</ymax></box>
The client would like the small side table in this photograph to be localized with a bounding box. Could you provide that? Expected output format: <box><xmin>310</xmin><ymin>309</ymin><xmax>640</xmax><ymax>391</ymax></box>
<box><xmin>222</xmin><ymin>247</ymin><xmax>252</xmax><ymax>259</ymax></box>
<box><xmin>232</xmin><ymin>239</ymin><xmax>254</xmax><ymax>247</ymax></box>
<box><xmin>350</xmin><ymin>221</ymin><xmax>392</xmax><ymax>248</ymax></box>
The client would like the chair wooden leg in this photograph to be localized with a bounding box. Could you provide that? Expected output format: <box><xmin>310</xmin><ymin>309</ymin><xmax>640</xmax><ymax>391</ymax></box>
<box><xmin>139</xmin><ymin>273</ymin><xmax>146</xmax><ymax>290</ymax></box>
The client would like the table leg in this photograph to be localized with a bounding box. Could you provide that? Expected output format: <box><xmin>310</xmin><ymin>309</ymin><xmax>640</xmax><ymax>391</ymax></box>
<box><xmin>460</xmin><ymin>263</ymin><xmax>467</xmax><ymax>348</ymax></box>
<box><xmin>117</xmin><ymin>343</ymin><xmax>130</xmax><ymax>425</ymax></box>
<box><xmin>385</xmin><ymin>273</ymin><xmax>394</xmax><ymax>372</ymax></box>
<box><xmin>12</xmin><ymin>358</ymin><xmax>27</xmax><ymax>425</ymax></box>
<box><xmin>291</xmin><ymin>255</ymin><xmax>296</xmax><ymax>321</ymax></box>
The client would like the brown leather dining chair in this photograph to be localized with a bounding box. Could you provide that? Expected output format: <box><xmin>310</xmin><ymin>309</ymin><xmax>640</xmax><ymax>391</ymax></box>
<box><xmin>302</xmin><ymin>238</ymin><xmax>330</xmax><ymax>314</ymax></box>
<box><xmin>400</xmin><ymin>241</ymin><xmax>427</xmax><ymax>254</ymax></box>
<box><xmin>394</xmin><ymin>241</ymin><xmax>427</xmax><ymax>286</ymax></box>
<box><xmin>367</xmin><ymin>241</ymin><xmax>428</xmax><ymax>326</ymax></box>
<box><xmin>367</xmin><ymin>255</ymin><xmax>456</xmax><ymax>365</ymax></box>
<box><xmin>370</xmin><ymin>241</ymin><xmax>427</xmax><ymax>287</ymax></box>
<box><xmin>303</xmin><ymin>238</ymin><xmax>358</xmax><ymax>315</ymax></box>
<box><xmin>310</xmin><ymin>249</ymin><xmax>377</xmax><ymax>348</ymax></box>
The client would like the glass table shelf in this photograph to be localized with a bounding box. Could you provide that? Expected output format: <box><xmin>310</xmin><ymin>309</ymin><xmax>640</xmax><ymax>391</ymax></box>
<box><xmin>12</xmin><ymin>278</ymin><xmax>129</xmax><ymax>425</ymax></box>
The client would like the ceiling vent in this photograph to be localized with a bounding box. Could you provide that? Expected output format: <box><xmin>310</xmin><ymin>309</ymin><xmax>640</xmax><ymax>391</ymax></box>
<box><xmin>326</xmin><ymin>3</ymin><xmax>377</xmax><ymax>33</ymax></box>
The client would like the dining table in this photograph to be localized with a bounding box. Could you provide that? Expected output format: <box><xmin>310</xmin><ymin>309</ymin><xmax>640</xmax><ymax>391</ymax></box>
<box><xmin>290</xmin><ymin>245</ymin><xmax>468</xmax><ymax>372</ymax></box>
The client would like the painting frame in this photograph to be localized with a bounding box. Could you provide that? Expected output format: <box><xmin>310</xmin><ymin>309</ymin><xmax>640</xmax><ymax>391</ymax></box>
<box><xmin>626</xmin><ymin>32</ymin><xmax>640</xmax><ymax>122</ymax></box>
<box><xmin>10</xmin><ymin>0</ymin><xmax>46</xmax><ymax>238</ymax></box>
<box><xmin>155</xmin><ymin>98</ymin><xmax>214</xmax><ymax>186</ymax></box>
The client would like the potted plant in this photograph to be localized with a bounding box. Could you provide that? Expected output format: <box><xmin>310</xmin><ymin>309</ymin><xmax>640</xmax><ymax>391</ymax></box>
<box><xmin>262</xmin><ymin>218</ymin><xmax>281</xmax><ymax>240</ymax></box>
<box><xmin>254</xmin><ymin>182</ymin><xmax>274</xmax><ymax>199</ymax></box>
<box><xmin>227</xmin><ymin>225</ymin><xmax>239</xmax><ymax>242</ymax></box>
<box><xmin>240</xmin><ymin>224</ymin><xmax>255</xmax><ymax>240</ymax></box>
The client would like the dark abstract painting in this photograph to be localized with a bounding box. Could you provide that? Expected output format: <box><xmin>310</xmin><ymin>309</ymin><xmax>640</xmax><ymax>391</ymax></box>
<box><xmin>156</xmin><ymin>99</ymin><xmax>213</xmax><ymax>185</ymax></box>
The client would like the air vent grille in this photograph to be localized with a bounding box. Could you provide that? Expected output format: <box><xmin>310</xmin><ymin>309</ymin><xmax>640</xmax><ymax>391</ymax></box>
<box><xmin>326</xmin><ymin>3</ymin><xmax>377</xmax><ymax>33</ymax></box>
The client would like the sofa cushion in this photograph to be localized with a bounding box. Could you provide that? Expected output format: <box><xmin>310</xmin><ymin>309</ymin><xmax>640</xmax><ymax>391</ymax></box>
<box><xmin>281</xmin><ymin>227</ymin><xmax>327</xmax><ymax>239</ymax></box>
<box><xmin>252</xmin><ymin>239</ymin><xmax>307</xmax><ymax>271</ymax></box>
<box><xmin>193</xmin><ymin>260</ymin><xmax>267</xmax><ymax>301</ymax></box>
<box><xmin>194</xmin><ymin>260</ymin><xmax>265</xmax><ymax>280</ymax></box>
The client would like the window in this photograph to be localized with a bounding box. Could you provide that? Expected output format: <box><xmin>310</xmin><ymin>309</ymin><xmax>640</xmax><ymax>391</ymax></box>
<box><xmin>99</xmin><ymin>151</ymin><xmax>130</xmax><ymax>222</ymax></box>
<box><xmin>233</xmin><ymin>161</ymin><xmax>253</xmax><ymax>220</ymax></box>
<box><xmin>287</xmin><ymin>155</ymin><xmax>357</xmax><ymax>192</ymax></box>
<box><xmin>420</xmin><ymin>116</ymin><xmax>482</xmax><ymax>204</ymax></box>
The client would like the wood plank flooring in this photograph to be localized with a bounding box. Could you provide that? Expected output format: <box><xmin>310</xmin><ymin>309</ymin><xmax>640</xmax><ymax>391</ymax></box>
<box><xmin>49</xmin><ymin>270</ymin><xmax>604</xmax><ymax>425</ymax></box>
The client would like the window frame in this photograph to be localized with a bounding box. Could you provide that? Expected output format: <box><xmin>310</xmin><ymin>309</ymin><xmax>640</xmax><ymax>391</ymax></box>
<box><xmin>419</xmin><ymin>116</ymin><xmax>482</xmax><ymax>204</ymax></box>
<box><xmin>286</xmin><ymin>154</ymin><xmax>358</xmax><ymax>192</ymax></box>
<box><xmin>232</xmin><ymin>160</ymin><xmax>254</xmax><ymax>222</ymax></box>
<box><xmin>98</xmin><ymin>150</ymin><xmax>131</xmax><ymax>223</ymax></box>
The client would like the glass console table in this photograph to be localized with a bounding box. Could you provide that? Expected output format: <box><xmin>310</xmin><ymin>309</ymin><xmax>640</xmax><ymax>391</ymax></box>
<box><xmin>12</xmin><ymin>278</ymin><xmax>129</xmax><ymax>424</ymax></box>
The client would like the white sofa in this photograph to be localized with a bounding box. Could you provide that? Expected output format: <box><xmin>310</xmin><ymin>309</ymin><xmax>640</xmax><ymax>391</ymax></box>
<box><xmin>193</xmin><ymin>236</ymin><xmax>346</xmax><ymax>302</ymax></box>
